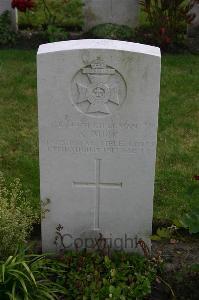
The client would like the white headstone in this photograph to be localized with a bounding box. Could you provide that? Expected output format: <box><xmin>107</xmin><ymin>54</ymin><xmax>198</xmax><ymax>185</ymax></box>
<box><xmin>37</xmin><ymin>39</ymin><xmax>161</xmax><ymax>253</ymax></box>
<box><xmin>0</xmin><ymin>0</ymin><xmax>18</xmax><ymax>31</ymax></box>
<box><xmin>187</xmin><ymin>1</ymin><xmax>199</xmax><ymax>53</ymax></box>
<box><xmin>83</xmin><ymin>0</ymin><xmax>139</xmax><ymax>31</ymax></box>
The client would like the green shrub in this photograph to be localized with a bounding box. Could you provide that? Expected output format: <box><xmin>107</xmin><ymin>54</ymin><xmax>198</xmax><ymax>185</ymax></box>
<box><xmin>19</xmin><ymin>0</ymin><xmax>84</xmax><ymax>30</ymax></box>
<box><xmin>61</xmin><ymin>251</ymin><xmax>157</xmax><ymax>299</ymax></box>
<box><xmin>139</xmin><ymin>0</ymin><xmax>189</xmax><ymax>50</ymax></box>
<box><xmin>0</xmin><ymin>248</ymin><xmax>158</xmax><ymax>299</ymax></box>
<box><xmin>47</xmin><ymin>24</ymin><xmax>69</xmax><ymax>42</ymax></box>
<box><xmin>51</xmin><ymin>0</ymin><xmax>84</xmax><ymax>29</ymax></box>
<box><xmin>0</xmin><ymin>248</ymin><xmax>66</xmax><ymax>300</ymax></box>
<box><xmin>87</xmin><ymin>23</ymin><xmax>134</xmax><ymax>41</ymax></box>
<box><xmin>0</xmin><ymin>11</ymin><xmax>16</xmax><ymax>46</ymax></box>
<box><xmin>0</xmin><ymin>173</ymin><xmax>39</xmax><ymax>258</ymax></box>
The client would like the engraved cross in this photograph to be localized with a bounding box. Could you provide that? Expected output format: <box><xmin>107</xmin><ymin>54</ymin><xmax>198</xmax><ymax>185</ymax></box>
<box><xmin>73</xmin><ymin>159</ymin><xmax>122</xmax><ymax>230</ymax></box>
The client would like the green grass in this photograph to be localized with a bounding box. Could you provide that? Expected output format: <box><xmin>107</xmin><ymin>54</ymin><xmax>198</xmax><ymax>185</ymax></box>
<box><xmin>0</xmin><ymin>50</ymin><xmax>198</xmax><ymax>220</ymax></box>
<box><xmin>156</xmin><ymin>55</ymin><xmax>199</xmax><ymax>220</ymax></box>
<box><xmin>0</xmin><ymin>50</ymin><xmax>39</xmax><ymax>209</ymax></box>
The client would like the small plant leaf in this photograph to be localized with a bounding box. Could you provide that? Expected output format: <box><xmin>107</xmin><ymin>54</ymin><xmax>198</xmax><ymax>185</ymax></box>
<box><xmin>190</xmin><ymin>264</ymin><xmax>199</xmax><ymax>272</ymax></box>
<box><xmin>156</xmin><ymin>228</ymin><xmax>170</xmax><ymax>238</ymax></box>
<box><xmin>22</xmin><ymin>262</ymin><xmax>37</xmax><ymax>286</ymax></box>
<box><xmin>181</xmin><ymin>212</ymin><xmax>199</xmax><ymax>234</ymax></box>
<box><xmin>150</xmin><ymin>235</ymin><xmax>161</xmax><ymax>241</ymax></box>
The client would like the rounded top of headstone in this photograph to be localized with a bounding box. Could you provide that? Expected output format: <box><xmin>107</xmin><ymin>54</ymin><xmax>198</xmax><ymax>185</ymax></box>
<box><xmin>38</xmin><ymin>39</ymin><xmax>161</xmax><ymax>58</ymax></box>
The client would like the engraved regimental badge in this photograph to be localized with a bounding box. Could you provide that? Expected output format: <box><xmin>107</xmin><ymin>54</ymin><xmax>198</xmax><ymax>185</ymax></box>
<box><xmin>71</xmin><ymin>58</ymin><xmax>126</xmax><ymax>117</ymax></box>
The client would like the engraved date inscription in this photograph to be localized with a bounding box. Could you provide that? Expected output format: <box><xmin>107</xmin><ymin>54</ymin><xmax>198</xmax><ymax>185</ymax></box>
<box><xmin>47</xmin><ymin>139</ymin><xmax>156</xmax><ymax>155</ymax></box>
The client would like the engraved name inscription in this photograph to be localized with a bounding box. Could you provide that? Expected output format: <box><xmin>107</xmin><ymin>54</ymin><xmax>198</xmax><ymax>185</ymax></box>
<box><xmin>45</xmin><ymin>115</ymin><xmax>157</xmax><ymax>155</ymax></box>
<box><xmin>51</xmin><ymin>115</ymin><xmax>156</xmax><ymax>130</ymax></box>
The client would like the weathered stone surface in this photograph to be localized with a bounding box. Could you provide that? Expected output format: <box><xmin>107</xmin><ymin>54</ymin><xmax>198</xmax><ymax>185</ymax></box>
<box><xmin>37</xmin><ymin>39</ymin><xmax>161</xmax><ymax>253</ymax></box>
<box><xmin>83</xmin><ymin>0</ymin><xmax>139</xmax><ymax>31</ymax></box>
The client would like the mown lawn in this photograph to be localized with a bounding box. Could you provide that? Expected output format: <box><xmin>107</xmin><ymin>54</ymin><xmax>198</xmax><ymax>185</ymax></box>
<box><xmin>0</xmin><ymin>50</ymin><xmax>198</xmax><ymax>220</ymax></box>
